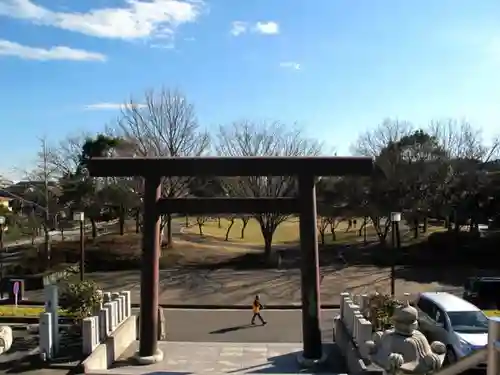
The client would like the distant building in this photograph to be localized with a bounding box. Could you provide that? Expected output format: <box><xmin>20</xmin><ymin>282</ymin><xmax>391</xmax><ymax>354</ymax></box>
<box><xmin>0</xmin><ymin>197</ymin><xmax>12</xmax><ymax>212</ymax></box>
<box><xmin>0</xmin><ymin>176</ymin><xmax>13</xmax><ymax>189</ymax></box>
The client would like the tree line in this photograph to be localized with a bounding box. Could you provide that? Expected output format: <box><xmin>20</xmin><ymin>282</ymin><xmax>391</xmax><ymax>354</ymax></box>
<box><xmin>4</xmin><ymin>87</ymin><xmax>500</xmax><ymax>263</ymax></box>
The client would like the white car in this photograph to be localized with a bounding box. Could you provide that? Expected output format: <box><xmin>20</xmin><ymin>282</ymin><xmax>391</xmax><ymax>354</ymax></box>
<box><xmin>415</xmin><ymin>292</ymin><xmax>488</xmax><ymax>366</ymax></box>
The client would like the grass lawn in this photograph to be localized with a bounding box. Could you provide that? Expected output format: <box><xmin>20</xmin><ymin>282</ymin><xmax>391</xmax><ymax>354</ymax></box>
<box><xmin>184</xmin><ymin>217</ymin><xmax>371</xmax><ymax>245</ymax></box>
<box><xmin>183</xmin><ymin>216</ymin><xmax>448</xmax><ymax>246</ymax></box>
<box><xmin>0</xmin><ymin>305</ymin><xmax>70</xmax><ymax>318</ymax></box>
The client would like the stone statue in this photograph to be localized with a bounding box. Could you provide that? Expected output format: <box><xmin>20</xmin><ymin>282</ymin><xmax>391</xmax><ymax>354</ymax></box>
<box><xmin>365</xmin><ymin>302</ymin><xmax>446</xmax><ymax>374</ymax></box>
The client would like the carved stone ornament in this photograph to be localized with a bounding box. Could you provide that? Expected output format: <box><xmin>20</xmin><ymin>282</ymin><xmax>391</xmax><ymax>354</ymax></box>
<box><xmin>365</xmin><ymin>303</ymin><xmax>446</xmax><ymax>374</ymax></box>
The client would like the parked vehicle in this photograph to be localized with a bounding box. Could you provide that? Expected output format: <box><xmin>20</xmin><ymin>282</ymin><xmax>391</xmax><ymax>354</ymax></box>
<box><xmin>463</xmin><ymin>276</ymin><xmax>500</xmax><ymax>315</ymax></box>
<box><xmin>415</xmin><ymin>292</ymin><xmax>488</xmax><ymax>366</ymax></box>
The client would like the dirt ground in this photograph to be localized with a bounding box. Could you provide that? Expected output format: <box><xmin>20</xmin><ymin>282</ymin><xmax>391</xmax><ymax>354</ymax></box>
<box><xmin>24</xmin><ymin>264</ymin><xmax>477</xmax><ymax>306</ymax></box>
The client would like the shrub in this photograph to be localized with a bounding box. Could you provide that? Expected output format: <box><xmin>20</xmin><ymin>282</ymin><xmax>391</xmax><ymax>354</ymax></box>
<box><xmin>364</xmin><ymin>293</ymin><xmax>403</xmax><ymax>331</ymax></box>
<box><xmin>59</xmin><ymin>280</ymin><xmax>103</xmax><ymax>320</ymax></box>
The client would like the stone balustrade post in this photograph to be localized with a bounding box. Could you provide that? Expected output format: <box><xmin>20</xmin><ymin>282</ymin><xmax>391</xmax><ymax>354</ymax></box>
<box><xmin>347</xmin><ymin>304</ymin><xmax>360</xmax><ymax>336</ymax></box>
<box><xmin>118</xmin><ymin>295</ymin><xmax>126</xmax><ymax>320</ymax></box>
<box><xmin>121</xmin><ymin>290</ymin><xmax>131</xmax><ymax>318</ymax></box>
<box><xmin>343</xmin><ymin>297</ymin><xmax>353</xmax><ymax>326</ymax></box>
<box><xmin>340</xmin><ymin>292</ymin><xmax>349</xmax><ymax>321</ymax></box>
<box><xmin>82</xmin><ymin>317</ymin><xmax>96</xmax><ymax>355</ymax></box>
<box><xmin>92</xmin><ymin>316</ymin><xmax>99</xmax><ymax>349</ymax></box>
<box><xmin>357</xmin><ymin>318</ymin><xmax>372</xmax><ymax>360</ymax></box>
<box><xmin>104</xmin><ymin>302</ymin><xmax>115</xmax><ymax>332</ymax></box>
<box><xmin>103</xmin><ymin>302</ymin><xmax>112</xmax><ymax>333</ymax></box>
<box><xmin>110</xmin><ymin>300</ymin><xmax>118</xmax><ymax>331</ymax></box>
<box><xmin>98</xmin><ymin>308</ymin><xmax>108</xmax><ymax>342</ymax></box>
<box><xmin>111</xmin><ymin>292</ymin><xmax>122</xmax><ymax>324</ymax></box>
<box><xmin>103</xmin><ymin>292</ymin><xmax>112</xmax><ymax>303</ymax></box>
<box><xmin>39</xmin><ymin>312</ymin><xmax>53</xmax><ymax>360</ymax></box>
<box><xmin>359</xmin><ymin>294</ymin><xmax>369</xmax><ymax>313</ymax></box>
<box><xmin>353</xmin><ymin>311</ymin><xmax>364</xmax><ymax>343</ymax></box>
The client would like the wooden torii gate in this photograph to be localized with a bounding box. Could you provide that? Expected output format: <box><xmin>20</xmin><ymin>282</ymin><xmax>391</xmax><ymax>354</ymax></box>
<box><xmin>87</xmin><ymin>156</ymin><xmax>373</xmax><ymax>363</ymax></box>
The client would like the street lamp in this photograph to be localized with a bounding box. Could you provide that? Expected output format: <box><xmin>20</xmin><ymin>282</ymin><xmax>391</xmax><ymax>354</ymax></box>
<box><xmin>73</xmin><ymin>212</ymin><xmax>85</xmax><ymax>282</ymax></box>
<box><xmin>0</xmin><ymin>216</ymin><xmax>4</xmax><ymax>299</ymax></box>
<box><xmin>390</xmin><ymin>212</ymin><xmax>401</xmax><ymax>297</ymax></box>
<box><xmin>57</xmin><ymin>211</ymin><xmax>67</xmax><ymax>240</ymax></box>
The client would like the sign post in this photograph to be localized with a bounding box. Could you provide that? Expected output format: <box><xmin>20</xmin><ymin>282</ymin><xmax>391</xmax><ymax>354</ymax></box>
<box><xmin>13</xmin><ymin>281</ymin><xmax>19</xmax><ymax>308</ymax></box>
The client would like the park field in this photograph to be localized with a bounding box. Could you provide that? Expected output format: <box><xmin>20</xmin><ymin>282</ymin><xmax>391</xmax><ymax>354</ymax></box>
<box><xmin>181</xmin><ymin>216</ymin><xmax>376</xmax><ymax>245</ymax></box>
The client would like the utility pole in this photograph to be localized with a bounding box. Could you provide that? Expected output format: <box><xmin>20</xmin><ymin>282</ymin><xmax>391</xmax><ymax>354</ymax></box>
<box><xmin>37</xmin><ymin>137</ymin><xmax>52</xmax><ymax>267</ymax></box>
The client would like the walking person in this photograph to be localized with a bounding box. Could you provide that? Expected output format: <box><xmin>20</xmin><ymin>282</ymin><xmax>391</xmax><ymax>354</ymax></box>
<box><xmin>251</xmin><ymin>295</ymin><xmax>267</xmax><ymax>325</ymax></box>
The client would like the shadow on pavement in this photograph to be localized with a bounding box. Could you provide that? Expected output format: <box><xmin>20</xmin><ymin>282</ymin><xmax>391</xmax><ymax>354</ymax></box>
<box><xmin>230</xmin><ymin>345</ymin><xmax>345</xmax><ymax>374</ymax></box>
<box><xmin>209</xmin><ymin>324</ymin><xmax>257</xmax><ymax>334</ymax></box>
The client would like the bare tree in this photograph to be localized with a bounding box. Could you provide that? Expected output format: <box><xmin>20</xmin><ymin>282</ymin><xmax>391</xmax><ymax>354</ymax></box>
<box><xmin>429</xmin><ymin>119</ymin><xmax>500</xmax><ymax>165</ymax></box>
<box><xmin>22</xmin><ymin>137</ymin><xmax>61</xmax><ymax>265</ymax></box>
<box><xmin>215</xmin><ymin>121</ymin><xmax>322</xmax><ymax>260</ymax></box>
<box><xmin>45</xmin><ymin>132</ymin><xmax>91</xmax><ymax>178</ymax></box>
<box><xmin>224</xmin><ymin>216</ymin><xmax>236</xmax><ymax>241</ymax></box>
<box><xmin>107</xmin><ymin>88</ymin><xmax>211</xmax><ymax>247</ymax></box>
<box><xmin>429</xmin><ymin>119</ymin><xmax>500</xmax><ymax>230</ymax></box>
<box><xmin>349</xmin><ymin>120</ymin><xmax>411</xmax><ymax>242</ymax></box>
<box><xmin>239</xmin><ymin>215</ymin><xmax>250</xmax><ymax>239</ymax></box>
<box><xmin>351</xmin><ymin>118</ymin><xmax>414</xmax><ymax>157</ymax></box>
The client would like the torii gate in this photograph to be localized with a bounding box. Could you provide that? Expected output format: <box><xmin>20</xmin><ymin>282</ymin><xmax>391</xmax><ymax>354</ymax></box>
<box><xmin>87</xmin><ymin>156</ymin><xmax>373</xmax><ymax>363</ymax></box>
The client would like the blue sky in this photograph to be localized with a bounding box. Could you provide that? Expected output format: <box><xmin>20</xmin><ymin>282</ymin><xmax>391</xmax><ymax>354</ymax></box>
<box><xmin>1</xmin><ymin>0</ymin><xmax>500</xmax><ymax>178</ymax></box>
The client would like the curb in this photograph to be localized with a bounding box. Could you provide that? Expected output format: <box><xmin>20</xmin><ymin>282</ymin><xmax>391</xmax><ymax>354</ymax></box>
<box><xmin>2</xmin><ymin>301</ymin><xmax>340</xmax><ymax>310</ymax></box>
<box><xmin>0</xmin><ymin>316</ymin><xmax>75</xmax><ymax>325</ymax></box>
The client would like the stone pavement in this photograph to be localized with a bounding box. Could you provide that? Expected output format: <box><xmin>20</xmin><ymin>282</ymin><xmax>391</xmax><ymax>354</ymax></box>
<box><xmin>107</xmin><ymin>341</ymin><xmax>346</xmax><ymax>374</ymax></box>
<box><xmin>142</xmin><ymin>309</ymin><xmax>339</xmax><ymax>343</ymax></box>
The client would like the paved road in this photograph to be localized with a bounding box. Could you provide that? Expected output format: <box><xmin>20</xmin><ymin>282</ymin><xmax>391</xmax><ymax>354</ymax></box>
<box><xmin>0</xmin><ymin>221</ymin><xmax>117</xmax><ymax>267</ymax></box>
<box><xmin>132</xmin><ymin>308</ymin><xmax>339</xmax><ymax>343</ymax></box>
<box><xmin>4</xmin><ymin>221</ymin><xmax>116</xmax><ymax>250</ymax></box>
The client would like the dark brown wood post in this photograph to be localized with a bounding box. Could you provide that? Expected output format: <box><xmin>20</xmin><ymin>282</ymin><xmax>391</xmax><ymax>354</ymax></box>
<box><xmin>298</xmin><ymin>174</ymin><xmax>322</xmax><ymax>359</ymax></box>
<box><xmin>139</xmin><ymin>175</ymin><xmax>162</xmax><ymax>358</ymax></box>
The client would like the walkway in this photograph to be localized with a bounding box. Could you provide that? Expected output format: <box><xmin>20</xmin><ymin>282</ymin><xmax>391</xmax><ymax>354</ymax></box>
<box><xmin>107</xmin><ymin>341</ymin><xmax>346</xmax><ymax>374</ymax></box>
<box><xmin>141</xmin><ymin>309</ymin><xmax>338</xmax><ymax>343</ymax></box>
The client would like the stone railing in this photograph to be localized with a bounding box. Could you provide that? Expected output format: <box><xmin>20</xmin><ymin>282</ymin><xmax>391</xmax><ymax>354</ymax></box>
<box><xmin>339</xmin><ymin>292</ymin><xmax>372</xmax><ymax>360</ymax></box>
<box><xmin>340</xmin><ymin>291</ymin><xmax>414</xmax><ymax>357</ymax></box>
<box><xmin>82</xmin><ymin>291</ymin><xmax>132</xmax><ymax>355</ymax></box>
<box><xmin>39</xmin><ymin>287</ymin><xmax>131</xmax><ymax>360</ymax></box>
<box><xmin>338</xmin><ymin>291</ymin><xmax>500</xmax><ymax>375</ymax></box>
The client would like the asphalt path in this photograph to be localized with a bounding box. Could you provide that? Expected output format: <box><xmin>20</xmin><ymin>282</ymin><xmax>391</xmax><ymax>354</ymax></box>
<box><xmin>132</xmin><ymin>308</ymin><xmax>339</xmax><ymax>343</ymax></box>
<box><xmin>0</xmin><ymin>221</ymin><xmax>117</xmax><ymax>267</ymax></box>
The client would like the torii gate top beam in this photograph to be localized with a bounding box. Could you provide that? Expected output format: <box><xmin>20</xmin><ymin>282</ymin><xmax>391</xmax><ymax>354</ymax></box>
<box><xmin>86</xmin><ymin>156</ymin><xmax>374</xmax><ymax>177</ymax></box>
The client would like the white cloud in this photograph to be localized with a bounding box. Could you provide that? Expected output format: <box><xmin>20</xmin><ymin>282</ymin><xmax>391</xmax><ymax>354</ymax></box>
<box><xmin>230</xmin><ymin>20</ymin><xmax>279</xmax><ymax>36</ymax></box>
<box><xmin>0</xmin><ymin>0</ymin><xmax>205</xmax><ymax>41</ymax></box>
<box><xmin>85</xmin><ymin>102</ymin><xmax>146</xmax><ymax>110</ymax></box>
<box><xmin>279</xmin><ymin>61</ymin><xmax>301</xmax><ymax>70</ymax></box>
<box><xmin>230</xmin><ymin>21</ymin><xmax>247</xmax><ymax>36</ymax></box>
<box><xmin>0</xmin><ymin>39</ymin><xmax>106</xmax><ymax>61</ymax></box>
<box><xmin>254</xmin><ymin>21</ymin><xmax>279</xmax><ymax>35</ymax></box>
